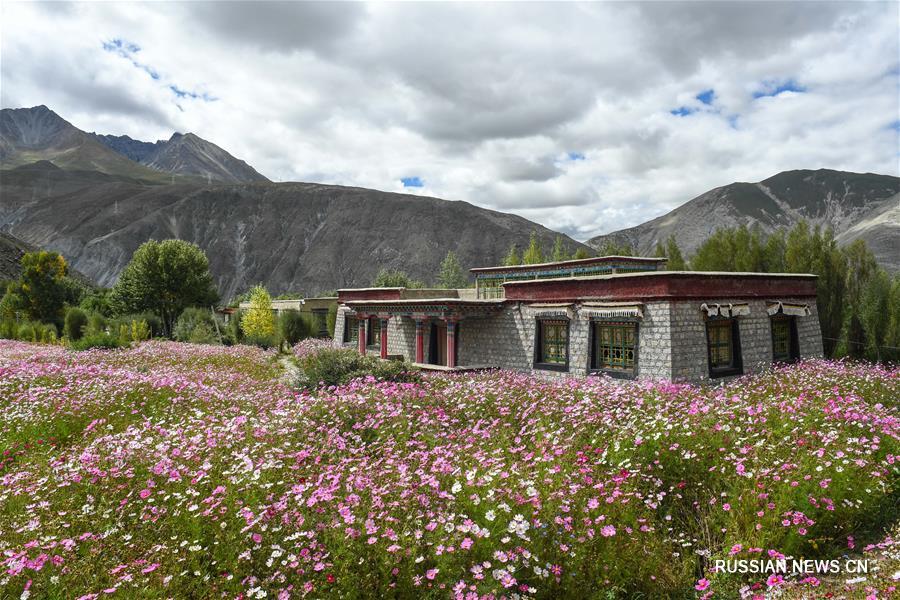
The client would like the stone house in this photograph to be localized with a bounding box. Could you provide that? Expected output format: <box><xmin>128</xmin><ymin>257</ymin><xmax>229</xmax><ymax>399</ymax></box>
<box><xmin>333</xmin><ymin>255</ymin><xmax>823</xmax><ymax>383</ymax></box>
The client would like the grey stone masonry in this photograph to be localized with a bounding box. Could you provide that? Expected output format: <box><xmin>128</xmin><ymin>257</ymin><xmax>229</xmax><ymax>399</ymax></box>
<box><xmin>333</xmin><ymin>297</ymin><xmax>823</xmax><ymax>384</ymax></box>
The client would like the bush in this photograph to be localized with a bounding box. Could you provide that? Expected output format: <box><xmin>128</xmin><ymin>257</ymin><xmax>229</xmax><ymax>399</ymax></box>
<box><xmin>69</xmin><ymin>332</ymin><xmax>126</xmax><ymax>351</ymax></box>
<box><xmin>279</xmin><ymin>311</ymin><xmax>310</xmax><ymax>347</ymax></box>
<box><xmin>0</xmin><ymin>319</ymin><xmax>16</xmax><ymax>339</ymax></box>
<box><xmin>64</xmin><ymin>307</ymin><xmax>89</xmax><ymax>341</ymax></box>
<box><xmin>188</xmin><ymin>321</ymin><xmax>220</xmax><ymax>345</ymax></box>
<box><xmin>111</xmin><ymin>312</ymin><xmax>163</xmax><ymax>338</ymax></box>
<box><xmin>224</xmin><ymin>309</ymin><xmax>243</xmax><ymax>346</ymax></box>
<box><xmin>296</xmin><ymin>347</ymin><xmax>419</xmax><ymax>389</ymax></box>
<box><xmin>173</xmin><ymin>307</ymin><xmax>218</xmax><ymax>343</ymax></box>
<box><xmin>85</xmin><ymin>313</ymin><xmax>107</xmax><ymax>337</ymax></box>
<box><xmin>243</xmin><ymin>333</ymin><xmax>277</xmax><ymax>350</ymax></box>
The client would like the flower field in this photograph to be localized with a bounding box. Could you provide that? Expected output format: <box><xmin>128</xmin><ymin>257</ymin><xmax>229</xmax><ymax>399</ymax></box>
<box><xmin>1</xmin><ymin>340</ymin><xmax>898</xmax><ymax>599</ymax></box>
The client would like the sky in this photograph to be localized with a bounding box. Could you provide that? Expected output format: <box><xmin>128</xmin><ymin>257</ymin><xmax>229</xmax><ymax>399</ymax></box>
<box><xmin>2</xmin><ymin>1</ymin><xmax>898</xmax><ymax>241</ymax></box>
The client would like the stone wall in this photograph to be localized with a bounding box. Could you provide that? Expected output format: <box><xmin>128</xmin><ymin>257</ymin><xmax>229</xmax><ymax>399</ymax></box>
<box><xmin>333</xmin><ymin>297</ymin><xmax>824</xmax><ymax>384</ymax></box>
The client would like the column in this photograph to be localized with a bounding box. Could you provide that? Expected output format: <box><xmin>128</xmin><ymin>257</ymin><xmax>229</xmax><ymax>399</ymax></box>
<box><xmin>414</xmin><ymin>318</ymin><xmax>425</xmax><ymax>363</ymax></box>
<box><xmin>357</xmin><ymin>316</ymin><xmax>366</xmax><ymax>355</ymax></box>
<box><xmin>446</xmin><ymin>318</ymin><xmax>457</xmax><ymax>369</ymax></box>
<box><xmin>380</xmin><ymin>316</ymin><xmax>389</xmax><ymax>359</ymax></box>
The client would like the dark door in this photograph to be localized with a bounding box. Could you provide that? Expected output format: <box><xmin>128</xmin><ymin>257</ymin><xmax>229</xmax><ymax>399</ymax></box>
<box><xmin>429</xmin><ymin>322</ymin><xmax>447</xmax><ymax>366</ymax></box>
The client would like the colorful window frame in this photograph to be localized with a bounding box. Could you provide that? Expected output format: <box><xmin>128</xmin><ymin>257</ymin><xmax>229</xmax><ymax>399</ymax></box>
<box><xmin>534</xmin><ymin>318</ymin><xmax>569</xmax><ymax>371</ymax></box>
<box><xmin>706</xmin><ymin>318</ymin><xmax>743</xmax><ymax>377</ymax></box>
<box><xmin>770</xmin><ymin>314</ymin><xmax>799</xmax><ymax>363</ymax></box>
<box><xmin>590</xmin><ymin>320</ymin><xmax>638</xmax><ymax>378</ymax></box>
<box><xmin>343</xmin><ymin>315</ymin><xmax>359</xmax><ymax>344</ymax></box>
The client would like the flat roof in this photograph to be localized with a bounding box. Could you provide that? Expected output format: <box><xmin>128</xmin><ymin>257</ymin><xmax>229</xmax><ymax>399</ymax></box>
<box><xmin>344</xmin><ymin>298</ymin><xmax>502</xmax><ymax>306</ymax></box>
<box><xmin>501</xmin><ymin>270</ymin><xmax>818</xmax><ymax>286</ymax></box>
<box><xmin>470</xmin><ymin>255</ymin><xmax>667</xmax><ymax>274</ymax></box>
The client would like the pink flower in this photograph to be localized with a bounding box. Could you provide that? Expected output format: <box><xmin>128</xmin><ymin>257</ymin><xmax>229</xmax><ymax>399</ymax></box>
<box><xmin>426</xmin><ymin>568</ymin><xmax>438</xmax><ymax>580</ymax></box>
<box><xmin>600</xmin><ymin>525</ymin><xmax>616</xmax><ymax>537</ymax></box>
<box><xmin>729</xmin><ymin>544</ymin><xmax>742</xmax><ymax>556</ymax></box>
<box><xmin>722</xmin><ymin>503</ymin><xmax>731</xmax><ymax>511</ymax></box>
<box><xmin>460</xmin><ymin>537</ymin><xmax>473</xmax><ymax>550</ymax></box>
<box><xmin>141</xmin><ymin>563</ymin><xmax>159</xmax><ymax>574</ymax></box>
<box><xmin>139</xmin><ymin>489</ymin><xmax>151</xmax><ymax>499</ymax></box>
<box><xmin>695</xmin><ymin>578</ymin><xmax>710</xmax><ymax>591</ymax></box>
<box><xmin>766</xmin><ymin>574</ymin><xmax>784</xmax><ymax>587</ymax></box>
<box><xmin>252</xmin><ymin>533</ymin><xmax>262</xmax><ymax>544</ymax></box>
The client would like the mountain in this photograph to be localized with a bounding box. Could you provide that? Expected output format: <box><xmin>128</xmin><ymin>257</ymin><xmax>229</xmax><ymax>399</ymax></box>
<box><xmin>588</xmin><ymin>169</ymin><xmax>900</xmax><ymax>272</ymax></box>
<box><xmin>1</xmin><ymin>106</ymin><xmax>268</xmax><ymax>184</ymax></box>
<box><xmin>0</xmin><ymin>230</ymin><xmax>36</xmax><ymax>282</ymax></box>
<box><xmin>0</xmin><ymin>161</ymin><xmax>591</xmax><ymax>299</ymax></box>
<box><xmin>0</xmin><ymin>105</ymin><xmax>169</xmax><ymax>182</ymax></box>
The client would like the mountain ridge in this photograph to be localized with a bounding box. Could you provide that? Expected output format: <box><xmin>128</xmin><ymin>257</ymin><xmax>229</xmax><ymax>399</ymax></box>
<box><xmin>588</xmin><ymin>169</ymin><xmax>899</xmax><ymax>271</ymax></box>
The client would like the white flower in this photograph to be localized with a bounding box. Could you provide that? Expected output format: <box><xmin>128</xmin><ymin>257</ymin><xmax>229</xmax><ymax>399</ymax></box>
<box><xmin>485</xmin><ymin>510</ymin><xmax>496</xmax><ymax>522</ymax></box>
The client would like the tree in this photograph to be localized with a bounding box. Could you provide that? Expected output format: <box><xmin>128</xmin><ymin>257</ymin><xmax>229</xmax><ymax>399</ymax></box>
<box><xmin>110</xmin><ymin>239</ymin><xmax>218</xmax><ymax>336</ymax></box>
<box><xmin>372</xmin><ymin>269</ymin><xmax>424</xmax><ymax>288</ymax></box>
<box><xmin>836</xmin><ymin>239</ymin><xmax>879</xmax><ymax>358</ymax></box>
<box><xmin>522</xmin><ymin>232</ymin><xmax>544</xmax><ymax>265</ymax></box>
<box><xmin>240</xmin><ymin>285</ymin><xmax>276</xmax><ymax>344</ymax></box>
<box><xmin>2</xmin><ymin>251</ymin><xmax>71</xmax><ymax>327</ymax></box>
<box><xmin>664</xmin><ymin>235</ymin><xmax>687</xmax><ymax>270</ymax></box>
<box><xmin>551</xmin><ymin>236</ymin><xmax>568</xmax><ymax>262</ymax></box>
<box><xmin>279</xmin><ymin>310</ymin><xmax>310</xmax><ymax>348</ymax></box>
<box><xmin>173</xmin><ymin>307</ymin><xmax>218</xmax><ymax>343</ymax></box>
<box><xmin>503</xmin><ymin>244</ymin><xmax>522</xmax><ymax>266</ymax></box>
<box><xmin>859</xmin><ymin>269</ymin><xmax>892</xmax><ymax>361</ymax></box>
<box><xmin>572</xmin><ymin>247</ymin><xmax>591</xmax><ymax>260</ymax></box>
<box><xmin>437</xmin><ymin>251</ymin><xmax>468</xmax><ymax>289</ymax></box>
<box><xmin>64</xmin><ymin>307</ymin><xmax>88</xmax><ymax>341</ymax></box>
<box><xmin>595</xmin><ymin>240</ymin><xmax>634</xmax><ymax>257</ymax></box>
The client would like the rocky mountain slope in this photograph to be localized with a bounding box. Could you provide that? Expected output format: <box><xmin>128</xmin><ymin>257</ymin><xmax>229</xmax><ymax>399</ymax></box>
<box><xmin>0</xmin><ymin>161</ymin><xmax>590</xmax><ymax>298</ymax></box>
<box><xmin>0</xmin><ymin>230</ymin><xmax>36</xmax><ymax>283</ymax></box>
<box><xmin>1</xmin><ymin>106</ymin><xmax>268</xmax><ymax>184</ymax></box>
<box><xmin>588</xmin><ymin>169</ymin><xmax>900</xmax><ymax>271</ymax></box>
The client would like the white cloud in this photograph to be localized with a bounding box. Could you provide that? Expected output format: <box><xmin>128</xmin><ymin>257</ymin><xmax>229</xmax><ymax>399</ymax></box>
<box><xmin>1</xmin><ymin>1</ymin><xmax>897</xmax><ymax>240</ymax></box>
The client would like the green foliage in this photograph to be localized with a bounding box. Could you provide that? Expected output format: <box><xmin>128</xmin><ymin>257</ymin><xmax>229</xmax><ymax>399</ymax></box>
<box><xmin>174</xmin><ymin>307</ymin><xmax>218</xmax><ymax>343</ymax></box>
<box><xmin>85</xmin><ymin>313</ymin><xmax>107</xmax><ymax>337</ymax></box>
<box><xmin>371</xmin><ymin>269</ymin><xmax>424</xmax><ymax>288</ymax></box>
<box><xmin>274</xmin><ymin>292</ymin><xmax>303</xmax><ymax>300</ymax></box>
<box><xmin>110</xmin><ymin>239</ymin><xmax>218</xmax><ymax>337</ymax></box>
<box><xmin>111</xmin><ymin>311</ymin><xmax>163</xmax><ymax>338</ymax></box>
<box><xmin>859</xmin><ymin>269</ymin><xmax>892</xmax><ymax>361</ymax></box>
<box><xmin>595</xmin><ymin>240</ymin><xmax>634</xmax><ymax>256</ymax></box>
<box><xmin>571</xmin><ymin>247</ymin><xmax>591</xmax><ymax>260</ymax></box>
<box><xmin>130</xmin><ymin>319</ymin><xmax>151</xmax><ymax>342</ymax></box>
<box><xmin>551</xmin><ymin>236</ymin><xmax>568</xmax><ymax>262</ymax></box>
<box><xmin>503</xmin><ymin>243</ymin><xmax>521</xmax><ymax>266</ymax></box>
<box><xmin>79</xmin><ymin>288</ymin><xmax>114</xmax><ymax>317</ymax></box>
<box><xmin>279</xmin><ymin>310</ymin><xmax>310</xmax><ymax>347</ymax></box>
<box><xmin>295</xmin><ymin>347</ymin><xmax>420</xmax><ymax>389</ymax></box>
<box><xmin>0</xmin><ymin>319</ymin><xmax>15</xmax><ymax>339</ymax></box>
<box><xmin>655</xmin><ymin>235</ymin><xmax>687</xmax><ymax>270</ymax></box>
<box><xmin>225</xmin><ymin>309</ymin><xmax>244</xmax><ymax>346</ymax></box>
<box><xmin>188</xmin><ymin>321</ymin><xmax>220</xmax><ymax>345</ymax></box>
<box><xmin>64</xmin><ymin>307</ymin><xmax>88</xmax><ymax>341</ymax></box>
<box><xmin>1</xmin><ymin>251</ymin><xmax>71</xmax><ymax>327</ymax></box>
<box><xmin>241</xmin><ymin>285</ymin><xmax>276</xmax><ymax>346</ymax></box>
<box><xmin>522</xmin><ymin>231</ymin><xmax>544</xmax><ymax>264</ymax></box>
<box><xmin>326</xmin><ymin>305</ymin><xmax>337</xmax><ymax>338</ymax></box>
<box><xmin>69</xmin><ymin>332</ymin><xmax>126</xmax><ymax>351</ymax></box>
<box><xmin>437</xmin><ymin>251</ymin><xmax>468</xmax><ymax>289</ymax></box>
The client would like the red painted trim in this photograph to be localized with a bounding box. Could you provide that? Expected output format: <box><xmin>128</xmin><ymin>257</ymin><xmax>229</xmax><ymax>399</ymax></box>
<box><xmin>446</xmin><ymin>320</ymin><xmax>457</xmax><ymax>368</ymax></box>
<box><xmin>415</xmin><ymin>319</ymin><xmax>425</xmax><ymax>363</ymax></box>
<box><xmin>503</xmin><ymin>273</ymin><xmax>817</xmax><ymax>302</ymax></box>
<box><xmin>380</xmin><ymin>318</ymin><xmax>389</xmax><ymax>359</ymax></box>
<box><xmin>470</xmin><ymin>255</ymin><xmax>666</xmax><ymax>274</ymax></box>
<box><xmin>357</xmin><ymin>320</ymin><xmax>366</xmax><ymax>355</ymax></box>
<box><xmin>339</xmin><ymin>288</ymin><xmax>403</xmax><ymax>302</ymax></box>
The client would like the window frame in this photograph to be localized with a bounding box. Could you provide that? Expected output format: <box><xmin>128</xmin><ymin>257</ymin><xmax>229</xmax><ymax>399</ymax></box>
<box><xmin>533</xmin><ymin>317</ymin><xmax>570</xmax><ymax>372</ymax></box>
<box><xmin>343</xmin><ymin>315</ymin><xmax>359</xmax><ymax>344</ymax></box>
<box><xmin>588</xmin><ymin>318</ymin><xmax>639</xmax><ymax>380</ymax></box>
<box><xmin>770</xmin><ymin>314</ymin><xmax>800</xmax><ymax>363</ymax></box>
<box><xmin>366</xmin><ymin>316</ymin><xmax>382</xmax><ymax>348</ymax></box>
<box><xmin>705</xmin><ymin>317</ymin><xmax>743</xmax><ymax>378</ymax></box>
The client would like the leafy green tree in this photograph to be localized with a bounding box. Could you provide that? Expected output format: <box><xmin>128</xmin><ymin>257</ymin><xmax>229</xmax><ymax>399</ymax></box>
<box><xmin>522</xmin><ymin>232</ymin><xmax>544</xmax><ymax>264</ymax></box>
<box><xmin>2</xmin><ymin>251</ymin><xmax>71</xmax><ymax>327</ymax></box>
<box><xmin>64</xmin><ymin>307</ymin><xmax>88</xmax><ymax>341</ymax></box>
<box><xmin>551</xmin><ymin>237</ymin><xmax>568</xmax><ymax>262</ymax></box>
<box><xmin>836</xmin><ymin>239</ymin><xmax>879</xmax><ymax>358</ymax></box>
<box><xmin>80</xmin><ymin>288</ymin><xmax>114</xmax><ymax>317</ymax></box>
<box><xmin>885</xmin><ymin>277</ymin><xmax>900</xmax><ymax>363</ymax></box>
<box><xmin>372</xmin><ymin>269</ymin><xmax>424</xmax><ymax>288</ymax></box>
<box><xmin>110</xmin><ymin>240</ymin><xmax>218</xmax><ymax>337</ymax></box>
<box><xmin>503</xmin><ymin>244</ymin><xmax>521</xmax><ymax>266</ymax></box>
<box><xmin>763</xmin><ymin>230</ymin><xmax>786</xmax><ymax>272</ymax></box>
<box><xmin>173</xmin><ymin>307</ymin><xmax>218</xmax><ymax>343</ymax></box>
<box><xmin>858</xmin><ymin>269</ymin><xmax>892</xmax><ymax>361</ymax></box>
<box><xmin>665</xmin><ymin>235</ymin><xmax>687</xmax><ymax>270</ymax></box>
<box><xmin>571</xmin><ymin>247</ymin><xmax>591</xmax><ymax>260</ymax></box>
<box><xmin>279</xmin><ymin>310</ymin><xmax>310</xmax><ymax>348</ymax></box>
<box><xmin>595</xmin><ymin>240</ymin><xmax>634</xmax><ymax>257</ymax></box>
<box><xmin>240</xmin><ymin>285</ymin><xmax>276</xmax><ymax>343</ymax></box>
<box><xmin>437</xmin><ymin>251</ymin><xmax>468</xmax><ymax>288</ymax></box>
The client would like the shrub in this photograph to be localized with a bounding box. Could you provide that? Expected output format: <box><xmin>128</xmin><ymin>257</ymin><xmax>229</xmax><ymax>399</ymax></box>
<box><xmin>224</xmin><ymin>309</ymin><xmax>243</xmax><ymax>345</ymax></box>
<box><xmin>174</xmin><ymin>307</ymin><xmax>218</xmax><ymax>342</ymax></box>
<box><xmin>111</xmin><ymin>312</ymin><xmax>163</xmax><ymax>338</ymax></box>
<box><xmin>279</xmin><ymin>311</ymin><xmax>310</xmax><ymax>347</ymax></box>
<box><xmin>131</xmin><ymin>319</ymin><xmax>151</xmax><ymax>342</ymax></box>
<box><xmin>188</xmin><ymin>321</ymin><xmax>220</xmax><ymax>345</ymax></box>
<box><xmin>64</xmin><ymin>307</ymin><xmax>89</xmax><ymax>341</ymax></box>
<box><xmin>85</xmin><ymin>313</ymin><xmax>107</xmax><ymax>337</ymax></box>
<box><xmin>241</xmin><ymin>285</ymin><xmax>275</xmax><ymax>343</ymax></box>
<box><xmin>69</xmin><ymin>332</ymin><xmax>126</xmax><ymax>351</ymax></box>
<box><xmin>296</xmin><ymin>347</ymin><xmax>419</xmax><ymax>389</ymax></box>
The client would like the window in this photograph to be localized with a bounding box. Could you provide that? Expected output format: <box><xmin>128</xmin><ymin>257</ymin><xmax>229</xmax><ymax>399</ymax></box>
<box><xmin>367</xmin><ymin>316</ymin><xmax>381</xmax><ymax>347</ymax></box>
<box><xmin>591</xmin><ymin>321</ymin><xmax>637</xmax><ymax>377</ymax></box>
<box><xmin>312</xmin><ymin>309</ymin><xmax>329</xmax><ymax>337</ymax></box>
<box><xmin>706</xmin><ymin>318</ymin><xmax>742</xmax><ymax>377</ymax></box>
<box><xmin>770</xmin><ymin>315</ymin><xmax>799</xmax><ymax>363</ymax></box>
<box><xmin>343</xmin><ymin>315</ymin><xmax>358</xmax><ymax>344</ymax></box>
<box><xmin>534</xmin><ymin>318</ymin><xmax>569</xmax><ymax>370</ymax></box>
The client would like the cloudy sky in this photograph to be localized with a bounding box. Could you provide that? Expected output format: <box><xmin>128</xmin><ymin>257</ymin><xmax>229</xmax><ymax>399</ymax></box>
<box><xmin>2</xmin><ymin>1</ymin><xmax>898</xmax><ymax>240</ymax></box>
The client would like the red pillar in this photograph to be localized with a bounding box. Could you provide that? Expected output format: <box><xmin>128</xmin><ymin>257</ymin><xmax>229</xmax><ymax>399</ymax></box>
<box><xmin>446</xmin><ymin>319</ymin><xmax>457</xmax><ymax>369</ymax></box>
<box><xmin>357</xmin><ymin>316</ymin><xmax>366</xmax><ymax>355</ymax></box>
<box><xmin>414</xmin><ymin>318</ymin><xmax>425</xmax><ymax>363</ymax></box>
<box><xmin>380</xmin><ymin>317</ymin><xmax>389</xmax><ymax>359</ymax></box>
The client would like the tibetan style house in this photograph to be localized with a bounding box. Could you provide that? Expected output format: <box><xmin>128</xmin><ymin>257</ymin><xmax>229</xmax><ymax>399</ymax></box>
<box><xmin>333</xmin><ymin>255</ymin><xmax>823</xmax><ymax>383</ymax></box>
